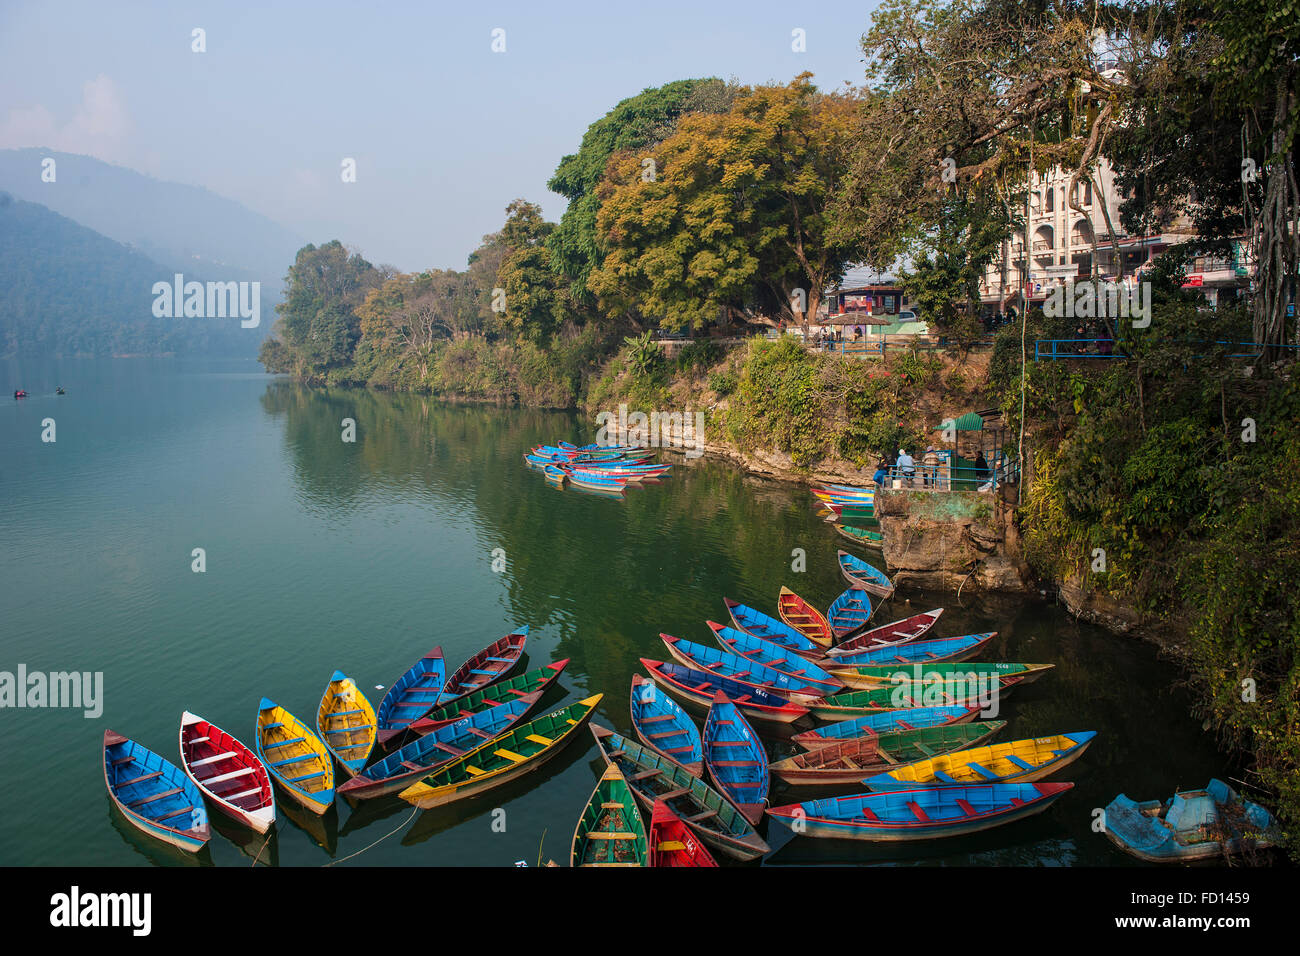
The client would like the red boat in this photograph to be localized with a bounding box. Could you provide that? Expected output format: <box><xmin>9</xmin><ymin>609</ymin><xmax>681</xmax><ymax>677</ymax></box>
<box><xmin>438</xmin><ymin>628</ymin><xmax>529</xmax><ymax>706</ymax></box>
<box><xmin>178</xmin><ymin>711</ymin><xmax>275</xmax><ymax>833</ymax></box>
<box><xmin>649</xmin><ymin>800</ymin><xmax>718</xmax><ymax>867</ymax></box>
<box><xmin>827</xmin><ymin>609</ymin><xmax>944</xmax><ymax>656</ymax></box>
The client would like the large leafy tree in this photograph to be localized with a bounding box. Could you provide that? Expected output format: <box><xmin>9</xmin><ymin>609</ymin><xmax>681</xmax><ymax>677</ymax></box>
<box><xmin>496</xmin><ymin>199</ymin><xmax>563</xmax><ymax>344</ymax></box>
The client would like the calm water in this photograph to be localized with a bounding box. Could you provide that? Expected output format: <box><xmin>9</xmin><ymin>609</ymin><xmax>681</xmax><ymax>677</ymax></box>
<box><xmin>0</xmin><ymin>358</ymin><xmax>1228</xmax><ymax>867</ymax></box>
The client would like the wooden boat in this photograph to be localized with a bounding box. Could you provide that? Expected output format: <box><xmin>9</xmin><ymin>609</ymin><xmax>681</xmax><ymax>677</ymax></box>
<box><xmin>317</xmin><ymin>671</ymin><xmax>377</xmax><ymax>776</ymax></box>
<box><xmin>649</xmin><ymin>800</ymin><xmax>719</xmax><ymax>866</ymax></box>
<box><xmin>571</xmin><ymin>764</ymin><xmax>647</xmax><ymax>867</ymax></box>
<box><xmin>709</xmin><ymin>623</ymin><xmax>844</xmax><ymax>697</ymax></box>
<box><xmin>437</xmin><ymin>628</ymin><xmax>528</xmax><ymax>706</ymax></box>
<box><xmin>826</xmin><ymin>609</ymin><xmax>944</xmax><ymax>656</ymax></box>
<box><xmin>826</xmin><ymin>660</ymin><xmax>1054</xmax><ymax>691</ymax></box>
<box><xmin>792</xmin><ymin>706</ymin><xmax>983</xmax><ymax>749</ymax></box>
<box><xmin>767</xmin><ymin>782</ymin><xmax>1073</xmax><ymax>841</ymax></box>
<box><xmin>660</xmin><ymin>634</ymin><xmax>830</xmax><ymax>702</ymax></box>
<box><xmin>723</xmin><ymin>598</ymin><xmax>825</xmax><ymax>656</ymax></box>
<box><xmin>337</xmin><ymin>692</ymin><xmax>541</xmax><ymax>800</ymax></box>
<box><xmin>104</xmin><ymin>729</ymin><xmax>210</xmax><ymax>852</ymax></box>
<box><xmin>408</xmin><ymin>659</ymin><xmax>569</xmax><ymax>735</ymax></box>
<box><xmin>398</xmin><ymin>695</ymin><xmax>602</xmax><ymax>810</ymax></box>
<box><xmin>630</xmin><ymin>673</ymin><xmax>703</xmax><ymax>776</ymax></box>
<box><xmin>776</xmin><ymin>587</ymin><xmax>836</xmax><ymax>648</ymax></box>
<box><xmin>828</xmin><ymin>504</ymin><xmax>876</xmax><ymax>524</ymax></box>
<box><xmin>639</xmin><ymin>659</ymin><xmax>809</xmax><ymax>726</ymax></box>
<box><xmin>255</xmin><ymin>698</ymin><xmax>335</xmax><ymax>814</ymax></box>
<box><xmin>375</xmin><ymin>646</ymin><xmax>446</xmax><ymax>747</ymax></box>
<box><xmin>178</xmin><ymin>711</ymin><xmax>275</xmax><ymax>833</ymax></box>
<box><xmin>826</xmin><ymin>587</ymin><xmax>875</xmax><ymax>639</ymax></box>
<box><xmin>813</xmin><ymin>483</ymin><xmax>874</xmax><ymax>499</ymax></box>
<box><xmin>830</xmin><ymin>632</ymin><xmax>996</xmax><ymax>667</ymax></box>
<box><xmin>808</xmin><ymin>676</ymin><xmax>1024</xmax><ymax>720</ymax></box>
<box><xmin>563</xmin><ymin>467</ymin><xmax>632</xmax><ymax>491</ymax></box>
<box><xmin>863</xmin><ymin>731</ymin><xmax>1094</xmax><ymax>790</ymax></box>
<box><xmin>1103</xmin><ymin>779</ymin><xmax>1279</xmax><ymax>863</ymax></box>
<box><xmin>835</xmin><ymin>524</ymin><xmax>883</xmax><ymax>550</ymax></box>
<box><xmin>703</xmin><ymin>692</ymin><xmax>769</xmax><ymax>825</ymax></box>
<box><xmin>543</xmin><ymin>464</ymin><xmax>568</xmax><ymax>487</ymax></box>
<box><xmin>590</xmin><ymin>724</ymin><xmax>769</xmax><ymax>861</ymax></box>
<box><xmin>770</xmin><ymin>722</ymin><xmax>1007</xmax><ymax>786</ymax></box>
<box><xmin>837</xmin><ymin>551</ymin><xmax>896</xmax><ymax>599</ymax></box>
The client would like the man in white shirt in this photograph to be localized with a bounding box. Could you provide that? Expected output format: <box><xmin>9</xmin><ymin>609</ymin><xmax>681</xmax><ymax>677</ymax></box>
<box><xmin>896</xmin><ymin>449</ymin><xmax>916</xmax><ymax>486</ymax></box>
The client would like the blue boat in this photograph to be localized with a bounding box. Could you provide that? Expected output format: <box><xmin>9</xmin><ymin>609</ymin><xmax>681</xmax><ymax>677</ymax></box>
<box><xmin>830</xmin><ymin>632</ymin><xmax>996</xmax><ymax>666</ymax></box>
<box><xmin>375</xmin><ymin>646</ymin><xmax>446</xmax><ymax>747</ymax></box>
<box><xmin>826</xmin><ymin>587</ymin><xmax>874</xmax><ymax>639</ymax></box>
<box><xmin>790</xmin><ymin>705</ymin><xmax>983</xmax><ymax>749</ymax></box>
<box><xmin>103</xmin><ymin>729</ymin><xmax>210</xmax><ymax>852</ymax></box>
<box><xmin>565</xmin><ymin>467</ymin><xmax>629</xmax><ymax>491</ymax></box>
<box><xmin>723</xmin><ymin>598</ymin><xmax>824</xmax><ymax>656</ymax></box>
<box><xmin>630</xmin><ymin>673</ymin><xmax>703</xmax><ymax>776</ymax></box>
<box><xmin>337</xmin><ymin>692</ymin><xmax>541</xmax><ymax>800</ymax></box>
<box><xmin>543</xmin><ymin>464</ymin><xmax>568</xmax><ymax>486</ymax></box>
<box><xmin>703</xmin><ymin>692</ymin><xmax>770</xmax><ymax>825</ymax></box>
<box><xmin>640</xmin><ymin>658</ymin><xmax>810</xmax><ymax>725</ymax></box>
<box><xmin>708</xmin><ymin>622</ymin><xmax>845</xmax><ymax>696</ymax></box>
<box><xmin>659</xmin><ymin>634</ymin><xmax>829</xmax><ymax>701</ymax></box>
<box><xmin>768</xmin><ymin>782</ymin><xmax>1073</xmax><ymax>841</ymax></box>
<box><xmin>837</xmin><ymin>550</ymin><xmax>895</xmax><ymax>599</ymax></box>
<box><xmin>1104</xmin><ymin>779</ymin><xmax>1279</xmax><ymax>862</ymax></box>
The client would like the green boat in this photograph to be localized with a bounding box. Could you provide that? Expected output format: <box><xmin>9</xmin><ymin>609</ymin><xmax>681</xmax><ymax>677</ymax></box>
<box><xmin>832</xmin><ymin>505</ymin><xmax>876</xmax><ymax>524</ymax></box>
<box><xmin>398</xmin><ymin>695</ymin><xmax>601</xmax><ymax>809</ymax></box>
<box><xmin>770</xmin><ymin>721</ymin><xmax>1007</xmax><ymax>785</ymax></box>
<box><xmin>835</xmin><ymin>524</ymin><xmax>883</xmax><ymax>549</ymax></box>
<box><xmin>571</xmin><ymin>764</ymin><xmax>647</xmax><ymax>867</ymax></box>
<box><xmin>406</xmin><ymin>659</ymin><xmax>570</xmax><ymax>737</ymax></box>
<box><xmin>590</xmin><ymin>724</ymin><xmax>769</xmax><ymax>862</ymax></box>
<box><xmin>809</xmin><ymin>678</ymin><xmax>1022</xmax><ymax>720</ymax></box>
<box><xmin>825</xmin><ymin>661</ymin><xmax>1055</xmax><ymax>690</ymax></box>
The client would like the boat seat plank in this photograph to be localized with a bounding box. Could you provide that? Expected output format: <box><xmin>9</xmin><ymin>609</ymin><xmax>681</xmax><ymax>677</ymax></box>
<box><xmin>156</xmin><ymin>804</ymin><xmax>195</xmax><ymax>821</ymax></box>
<box><xmin>663</xmin><ymin>746</ymin><xmax>696</xmax><ymax>754</ymax></box>
<box><xmin>933</xmin><ymin>770</ymin><xmax>958</xmax><ymax>784</ymax></box>
<box><xmin>646</xmin><ymin>730</ymin><xmax>684</xmax><ymax>740</ymax></box>
<box><xmin>637</xmin><ymin>715</ymin><xmax>677</xmax><ymax>724</ymax></box>
<box><xmin>433</xmin><ymin>742</ymin><xmax>465</xmax><ymax>756</ymax></box>
<box><xmin>263</xmin><ymin>738</ymin><xmax>305</xmax><ymax>751</ymax></box>
<box><xmin>966</xmin><ymin>762</ymin><xmax>999</xmax><ymax>780</ymax></box>
<box><xmin>493</xmin><ymin>748</ymin><xmax>527</xmax><ymax>763</ymax></box>
<box><xmin>525</xmin><ymin>734</ymin><xmax>553</xmax><ymax>746</ymax></box>
<box><xmin>401</xmin><ymin>760</ymin><xmax>431</xmax><ymax>770</ymax></box>
<box><xmin>631</xmin><ymin>770</ymin><xmax>663</xmax><ymax>781</ymax></box>
<box><xmin>711</xmin><ymin>760</ymin><xmax>762</xmax><ymax>767</ymax></box>
<box><xmin>187</xmin><ymin>736</ymin><xmax>210</xmax><ymax>744</ymax></box>
<box><xmin>464</xmin><ymin>765</ymin><xmax>486</xmax><ymax>776</ymax></box>
<box><xmin>285</xmin><ymin>769</ymin><xmax>326</xmax><ymax>783</ymax></box>
<box><xmin>484</xmin><ymin>656</ymin><xmax>516</xmax><ymax>663</ymax></box>
<box><xmin>685</xmin><ymin>809</ymin><xmax>718</xmax><ymax>822</ymax></box>
<box><xmin>1003</xmin><ymin>754</ymin><xmax>1037</xmax><ymax>771</ymax></box>
<box><xmin>199</xmin><ymin>767</ymin><xmax>258</xmax><ymax>786</ymax></box>
<box><xmin>466</xmin><ymin>728</ymin><xmax>492</xmax><ymax>738</ymax></box>
<box><xmin>129</xmin><ymin>788</ymin><xmax>182</xmax><ymax>807</ymax></box>
<box><xmin>261</xmin><ymin>722</ymin><xmax>284</xmax><ymax>729</ymax></box>
<box><xmin>224</xmin><ymin>787</ymin><xmax>264</xmax><ymax>801</ymax></box>
<box><xmin>907</xmin><ymin>801</ymin><xmax>931</xmax><ymax>822</ymax></box>
<box><xmin>328</xmin><ymin>709</ymin><xmax>365</xmax><ymax>718</ymax></box>
<box><xmin>327</xmin><ymin>724</ymin><xmax>374</xmax><ymax>734</ymax></box>
<box><xmin>120</xmin><ymin>771</ymin><xmax>164</xmax><ymax>787</ymax></box>
<box><xmin>269</xmin><ymin>753</ymin><xmax>316</xmax><ymax>767</ymax></box>
<box><xmin>955</xmin><ymin>799</ymin><xmax>977</xmax><ymax>815</ymax></box>
<box><xmin>111</xmin><ymin>756</ymin><xmax>136</xmax><ymax>766</ymax></box>
<box><xmin>190</xmin><ymin>750</ymin><xmax>238</xmax><ymax>767</ymax></box>
<box><xmin>657</xmin><ymin>788</ymin><xmax>691</xmax><ymax>800</ymax></box>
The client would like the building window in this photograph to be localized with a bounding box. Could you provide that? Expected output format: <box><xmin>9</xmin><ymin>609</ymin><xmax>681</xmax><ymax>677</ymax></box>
<box><xmin>1045</xmin><ymin>189</ymin><xmax>1055</xmax><ymax>213</ymax></box>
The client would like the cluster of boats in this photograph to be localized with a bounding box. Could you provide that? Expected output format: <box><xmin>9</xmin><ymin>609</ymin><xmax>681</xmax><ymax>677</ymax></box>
<box><xmin>812</xmin><ymin>483</ymin><xmax>884</xmax><ymax>550</ymax></box>
<box><xmin>524</xmin><ymin>440</ymin><xmax>671</xmax><ymax>494</ymax></box>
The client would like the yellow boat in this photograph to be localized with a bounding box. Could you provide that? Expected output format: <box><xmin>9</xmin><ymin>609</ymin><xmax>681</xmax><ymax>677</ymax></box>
<box><xmin>255</xmin><ymin>697</ymin><xmax>335</xmax><ymax>814</ymax></box>
<box><xmin>317</xmin><ymin>670</ymin><xmax>377</xmax><ymax>777</ymax></box>
<box><xmin>398</xmin><ymin>695</ymin><xmax>603</xmax><ymax>810</ymax></box>
<box><xmin>862</xmin><ymin>731</ymin><xmax>1096</xmax><ymax>790</ymax></box>
<box><xmin>823</xmin><ymin>661</ymin><xmax>1055</xmax><ymax>690</ymax></box>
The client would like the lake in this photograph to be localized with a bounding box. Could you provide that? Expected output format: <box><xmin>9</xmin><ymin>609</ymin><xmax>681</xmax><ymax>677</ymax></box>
<box><xmin>0</xmin><ymin>357</ymin><xmax>1228</xmax><ymax>866</ymax></box>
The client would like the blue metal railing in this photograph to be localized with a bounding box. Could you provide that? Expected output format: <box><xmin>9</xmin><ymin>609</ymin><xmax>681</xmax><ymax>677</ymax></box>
<box><xmin>1035</xmin><ymin>339</ymin><xmax>1300</xmax><ymax>361</ymax></box>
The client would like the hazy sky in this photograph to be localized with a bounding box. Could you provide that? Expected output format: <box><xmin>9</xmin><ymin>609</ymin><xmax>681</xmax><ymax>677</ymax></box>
<box><xmin>0</xmin><ymin>1</ymin><xmax>883</xmax><ymax>272</ymax></box>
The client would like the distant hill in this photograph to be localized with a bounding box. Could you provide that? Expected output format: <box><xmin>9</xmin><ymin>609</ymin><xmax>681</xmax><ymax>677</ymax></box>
<box><xmin>0</xmin><ymin>193</ymin><xmax>262</xmax><ymax>357</ymax></box>
<box><xmin>0</xmin><ymin>148</ymin><xmax>303</xmax><ymax>284</ymax></box>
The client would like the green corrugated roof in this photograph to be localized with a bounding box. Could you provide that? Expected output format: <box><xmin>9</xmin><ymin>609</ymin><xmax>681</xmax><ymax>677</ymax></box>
<box><xmin>933</xmin><ymin>412</ymin><xmax>985</xmax><ymax>432</ymax></box>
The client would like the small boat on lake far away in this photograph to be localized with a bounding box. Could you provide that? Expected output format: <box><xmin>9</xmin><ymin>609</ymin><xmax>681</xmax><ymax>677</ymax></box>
<box><xmin>703</xmin><ymin>692</ymin><xmax>770</xmax><ymax>825</ymax></box>
<box><xmin>791</xmin><ymin>706</ymin><xmax>985</xmax><ymax>749</ymax></box>
<box><xmin>408</xmin><ymin>659</ymin><xmax>569</xmax><ymax>736</ymax></box>
<box><xmin>590</xmin><ymin>724</ymin><xmax>769</xmax><ymax>862</ymax></box>
<box><xmin>398</xmin><ymin>695</ymin><xmax>602</xmax><ymax>810</ymax></box>
<box><xmin>826</xmin><ymin>587</ymin><xmax>875</xmax><ymax>639</ymax></box>
<box><xmin>776</xmin><ymin>587</ymin><xmax>836</xmax><ymax>648</ymax></box>
<box><xmin>768</xmin><ymin>782</ymin><xmax>1073</xmax><ymax>841</ymax></box>
<box><xmin>375</xmin><ymin>646</ymin><xmax>446</xmax><ymax>747</ymax></box>
<box><xmin>317</xmin><ymin>671</ymin><xmax>377</xmax><ymax>775</ymax></box>
<box><xmin>825</xmin><ymin>660</ymin><xmax>1054</xmax><ymax>691</ymax></box>
<box><xmin>1103</xmin><ymin>778</ymin><xmax>1279</xmax><ymax>863</ymax></box>
<box><xmin>862</xmin><ymin>731</ymin><xmax>1095</xmax><ymax>790</ymax></box>
<box><xmin>639</xmin><ymin>658</ymin><xmax>810</xmax><ymax>726</ymax></box>
<box><xmin>543</xmin><ymin>464</ymin><xmax>568</xmax><ymax>487</ymax></box>
<box><xmin>770</xmin><ymin>722</ymin><xmax>1008</xmax><ymax>786</ymax></box>
<box><xmin>837</xmin><ymin>550</ymin><xmax>896</xmax><ymax>600</ymax></box>
<box><xmin>437</xmin><ymin>627</ymin><xmax>528</xmax><ymax>706</ymax></box>
<box><xmin>826</xmin><ymin>609</ymin><xmax>944</xmax><ymax>656</ymax></box>
<box><xmin>255</xmin><ymin>698</ymin><xmax>335</xmax><ymax>815</ymax></box>
<box><xmin>830</xmin><ymin>632</ymin><xmax>996</xmax><ymax>667</ymax></box>
<box><xmin>649</xmin><ymin>800</ymin><xmax>719</xmax><ymax>867</ymax></box>
<box><xmin>708</xmin><ymin>622</ymin><xmax>844</xmax><ymax>696</ymax></box>
<box><xmin>178</xmin><ymin>711</ymin><xmax>275</xmax><ymax>833</ymax></box>
<box><xmin>723</xmin><ymin>597</ymin><xmax>825</xmax><ymax>656</ymax></box>
<box><xmin>571</xmin><ymin>764</ymin><xmax>648</xmax><ymax>867</ymax></box>
<box><xmin>660</xmin><ymin>633</ymin><xmax>830</xmax><ymax>702</ymax></box>
<box><xmin>630</xmin><ymin>673</ymin><xmax>703</xmax><ymax>776</ymax></box>
<box><xmin>104</xmin><ymin>729</ymin><xmax>211</xmax><ymax>852</ymax></box>
<box><xmin>835</xmin><ymin>524</ymin><xmax>884</xmax><ymax>550</ymax></box>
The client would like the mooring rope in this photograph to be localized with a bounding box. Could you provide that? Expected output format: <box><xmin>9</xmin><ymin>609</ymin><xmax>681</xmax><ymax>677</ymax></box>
<box><xmin>323</xmin><ymin>807</ymin><xmax>420</xmax><ymax>867</ymax></box>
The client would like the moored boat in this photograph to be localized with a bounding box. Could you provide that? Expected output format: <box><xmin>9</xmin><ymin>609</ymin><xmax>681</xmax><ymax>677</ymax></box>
<box><xmin>255</xmin><ymin>698</ymin><xmax>335</xmax><ymax>814</ymax></box>
<box><xmin>826</xmin><ymin>587</ymin><xmax>875</xmax><ymax>639</ymax></box>
<box><xmin>770</xmin><ymin>722</ymin><xmax>1007</xmax><ymax>786</ymax></box>
<box><xmin>791</xmin><ymin>705</ymin><xmax>983</xmax><ymax>749</ymax></box>
<box><xmin>408</xmin><ymin>659</ymin><xmax>569</xmax><ymax>735</ymax></box>
<box><xmin>1103</xmin><ymin>779</ymin><xmax>1279</xmax><ymax>863</ymax></box>
<box><xmin>830</xmin><ymin>632</ymin><xmax>996</xmax><ymax>667</ymax></box>
<box><xmin>590</xmin><ymin>724</ymin><xmax>769</xmax><ymax>861</ymax></box>
<box><xmin>104</xmin><ymin>729</ymin><xmax>211</xmax><ymax>852</ymax></box>
<box><xmin>723</xmin><ymin>597</ymin><xmax>825</xmax><ymax>656</ymax></box>
<box><xmin>808</xmin><ymin>676</ymin><xmax>1023</xmax><ymax>720</ymax></box>
<box><xmin>776</xmin><ymin>587</ymin><xmax>836</xmax><ymax>648</ymax></box>
<box><xmin>630</xmin><ymin>673</ymin><xmax>703</xmax><ymax>776</ymax></box>
<box><xmin>660</xmin><ymin>633</ymin><xmax>830</xmax><ymax>702</ymax></box>
<box><xmin>837</xmin><ymin>550</ymin><xmax>896</xmax><ymax>599</ymax></box>
<box><xmin>825</xmin><ymin>660</ymin><xmax>1054</xmax><ymax>691</ymax></box>
<box><xmin>767</xmin><ymin>782</ymin><xmax>1073</xmax><ymax>841</ymax></box>
<box><xmin>437</xmin><ymin>628</ymin><xmax>528</xmax><ymax>706</ymax></box>
<box><xmin>826</xmin><ymin>609</ymin><xmax>944</xmax><ymax>656</ymax></box>
<box><xmin>835</xmin><ymin>524</ymin><xmax>884</xmax><ymax>550</ymax></box>
<box><xmin>178</xmin><ymin>711</ymin><xmax>275</xmax><ymax>833</ymax></box>
<box><xmin>862</xmin><ymin>731</ymin><xmax>1095</xmax><ymax>790</ymax></box>
<box><xmin>708</xmin><ymin>622</ymin><xmax>844</xmax><ymax>696</ymax></box>
<box><xmin>571</xmin><ymin>764</ymin><xmax>647</xmax><ymax>867</ymax></box>
<box><xmin>703</xmin><ymin>692</ymin><xmax>770</xmax><ymax>825</ymax></box>
<box><xmin>543</xmin><ymin>464</ymin><xmax>568</xmax><ymax>487</ymax></box>
<box><xmin>398</xmin><ymin>695</ymin><xmax>602</xmax><ymax>810</ymax></box>
<box><xmin>639</xmin><ymin>658</ymin><xmax>809</xmax><ymax>726</ymax></box>
<box><xmin>375</xmin><ymin>646</ymin><xmax>446</xmax><ymax>747</ymax></box>
<box><xmin>316</xmin><ymin>671</ymin><xmax>377</xmax><ymax>776</ymax></box>
<box><xmin>649</xmin><ymin>800</ymin><xmax>719</xmax><ymax>866</ymax></box>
